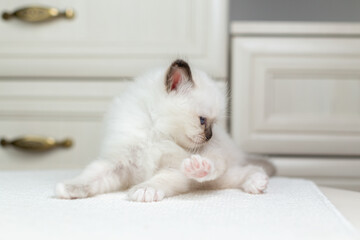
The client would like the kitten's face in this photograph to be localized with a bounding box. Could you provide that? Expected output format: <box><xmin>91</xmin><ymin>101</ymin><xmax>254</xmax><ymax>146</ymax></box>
<box><xmin>163</xmin><ymin>60</ymin><xmax>226</xmax><ymax>150</ymax></box>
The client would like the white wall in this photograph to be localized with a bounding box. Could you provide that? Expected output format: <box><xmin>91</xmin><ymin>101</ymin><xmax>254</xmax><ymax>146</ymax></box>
<box><xmin>230</xmin><ymin>0</ymin><xmax>360</xmax><ymax>22</ymax></box>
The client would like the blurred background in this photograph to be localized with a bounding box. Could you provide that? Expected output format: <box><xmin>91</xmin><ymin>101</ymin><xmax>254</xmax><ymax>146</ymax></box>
<box><xmin>230</xmin><ymin>0</ymin><xmax>360</xmax><ymax>22</ymax></box>
<box><xmin>0</xmin><ymin>0</ymin><xmax>359</xmax><ymax>191</ymax></box>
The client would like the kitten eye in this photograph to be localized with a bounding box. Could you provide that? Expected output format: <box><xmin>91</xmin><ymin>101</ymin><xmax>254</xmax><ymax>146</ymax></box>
<box><xmin>199</xmin><ymin>116</ymin><xmax>206</xmax><ymax>125</ymax></box>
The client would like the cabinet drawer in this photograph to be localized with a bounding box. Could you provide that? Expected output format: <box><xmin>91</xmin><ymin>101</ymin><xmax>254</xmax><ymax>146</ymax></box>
<box><xmin>1</xmin><ymin>121</ymin><xmax>102</xmax><ymax>170</ymax></box>
<box><xmin>0</xmin><ymin>79</ymin><xmax>129</xmax><ymax>169</ymax></box>
<box><xmin>0</xmin><ymin>0</ymin><xmax>228</xmax><ymax>78</ymax></box>
<box><xmin>231</xmin><ymin>37</ymin><xmax>360</xmax><ymax>155</ymax></box>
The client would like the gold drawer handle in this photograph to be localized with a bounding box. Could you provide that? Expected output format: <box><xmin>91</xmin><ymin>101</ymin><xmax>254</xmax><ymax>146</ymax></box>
<box><xmin>1</xmin><ymin>136</ymin><xmax>73</xmax><ymax>152</ymax></box>
<box><xmin>2</xmin><ymin>6</ymin><xmax>74</xmax><ymax>23</ymax></box>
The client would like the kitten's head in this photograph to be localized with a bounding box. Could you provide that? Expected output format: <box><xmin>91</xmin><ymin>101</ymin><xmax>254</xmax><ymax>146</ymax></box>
<box><xmin>161</xmin><ymin>59</ymin><xmax>226</xmax><ymax>150</ymax></box>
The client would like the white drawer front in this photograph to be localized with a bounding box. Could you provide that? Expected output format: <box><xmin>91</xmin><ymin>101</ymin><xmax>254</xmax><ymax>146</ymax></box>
<box><xmin>231</xmin><ymin>37</ymin><xmax>360</xmax><ymax>155</ymax></box>
<box><xmin>0</xmin><ymin>79</ymin><xmax>129</xmax><ymax>169</ymax></box>
<box><xmin>0</xmin><ymin>121</ymin><xmax>102</xmax><ymax>170</ymax></box>
<box><xmin>0</xmin><ymin>0</ymin><xmax>228</xmax><ymax>78</ymax></box>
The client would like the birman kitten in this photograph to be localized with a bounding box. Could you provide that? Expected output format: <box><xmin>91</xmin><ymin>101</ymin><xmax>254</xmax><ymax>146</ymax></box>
<box><xmin>55</xmin><ymin>59</ymin><xmax>274</xmax><ymax>202</ymax></box>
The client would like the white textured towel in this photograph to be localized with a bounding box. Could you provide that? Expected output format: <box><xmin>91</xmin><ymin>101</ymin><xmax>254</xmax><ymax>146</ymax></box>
<box><xmin>0</xmin><ymin>170</ymin><xmax>358</xmax><ymax>240</ymax></box>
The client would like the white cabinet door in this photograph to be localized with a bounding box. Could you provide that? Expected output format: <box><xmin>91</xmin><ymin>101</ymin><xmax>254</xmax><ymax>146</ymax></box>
<box><xmin>0</xmin><ymin>0</ymin><xmax>228</xmax><ymax>78</ymax></box>
<box><xmin>231</xmin><ymin>37</ymin><xmax>360</xmax><ymax>155</ymax></box>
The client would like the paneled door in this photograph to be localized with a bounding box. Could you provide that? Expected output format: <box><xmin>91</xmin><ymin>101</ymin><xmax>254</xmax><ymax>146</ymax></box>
<box><xmin>232</xmin><ymin>37</ymin><xmax>360</xmax><ymax>155</ymax></box>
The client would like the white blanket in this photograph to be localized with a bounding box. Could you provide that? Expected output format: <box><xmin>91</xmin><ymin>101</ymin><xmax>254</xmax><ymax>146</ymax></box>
<box><xmin>0</xmin><ymin>170</ymin><xmax>358</xmax><ymax>240</ymax></box>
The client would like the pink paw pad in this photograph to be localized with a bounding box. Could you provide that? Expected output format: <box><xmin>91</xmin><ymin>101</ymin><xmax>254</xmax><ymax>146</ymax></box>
<box><xmin>182</xmin><ymin>155</ymin><xmax>214</xmax><ymax>181</ymax></box>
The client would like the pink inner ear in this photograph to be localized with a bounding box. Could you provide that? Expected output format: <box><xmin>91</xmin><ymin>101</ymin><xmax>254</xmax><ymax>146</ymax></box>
<box><xmin>171</xmin><ymin>71</ymin><xmax>182</xmax><ymax>90</ymax></box>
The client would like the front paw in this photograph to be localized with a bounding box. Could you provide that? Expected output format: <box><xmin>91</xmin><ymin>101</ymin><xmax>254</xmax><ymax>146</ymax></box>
<box><xmin>128</xmin><ymin>186</ymin><xmax>165</xmax><ymax>202</ymax></box>
<box><xmin>242</xmin><ymin>172</ymin><xmax>269</xmax><ymax>194</ymax></box>
<box><xmin>181</xmin><ymin>155</ymin><xmax>215</xmax><ymax>182</ymax></box>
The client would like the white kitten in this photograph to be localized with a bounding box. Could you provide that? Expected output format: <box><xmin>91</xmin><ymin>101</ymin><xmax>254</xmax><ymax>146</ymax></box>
<box><xmin>55</xmin><ymin>59</ymin><xmax>274</xmax><ymax>202</ymax></box>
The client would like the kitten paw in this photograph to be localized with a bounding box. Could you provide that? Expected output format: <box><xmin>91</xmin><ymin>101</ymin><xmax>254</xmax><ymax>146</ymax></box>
<box><xmin>181</xmin><ymin>155</ymin><xmax>215</xmax><ymax>182</ymax></box>
<box><xmin>242</xmin><ymin>172</ymin><xmax>269</xmax><ymax>194</ymax></box>
<box><xmin>55</xmin><ymin>182</ymin><xmax>90</xmax><ymax>199</ymax></box>
<box><xmin>128</xmin><ymin>187</ymin><xmax>165</xmax><ymax>202</ymax></box>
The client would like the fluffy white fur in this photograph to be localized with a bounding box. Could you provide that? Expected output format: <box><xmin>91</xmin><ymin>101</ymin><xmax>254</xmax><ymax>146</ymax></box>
<box><xmin>55</xmin><ymin>60</ymin><xmax>273</xmax><ymax>202</ymax></box>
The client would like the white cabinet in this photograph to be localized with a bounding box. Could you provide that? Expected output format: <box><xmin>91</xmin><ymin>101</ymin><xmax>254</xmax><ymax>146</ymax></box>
<box><xmin>0</xmin><ymin>0</ymin><xmax>228</xmax><ymax>169</ymax></box>
<box><xmin>231</xmin><ymin>22</ymin><xmax>360</xmax><ymax>191</ymax></box>
<box><xmin>231</xmin><ymin>23</ymin><xmax>360</xmax><ymax>156</ymax></box>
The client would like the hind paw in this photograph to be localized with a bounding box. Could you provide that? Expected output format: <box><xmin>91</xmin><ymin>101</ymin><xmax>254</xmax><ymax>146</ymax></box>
<box><xmin>242</xmin><ymin>172</ymin><xmax>269</xmax><ymax>194</ymax></box>
<box><xmin>55</xmin><ymin>182</ymin><xmax>90</xmax><ymax>199</ymax></box>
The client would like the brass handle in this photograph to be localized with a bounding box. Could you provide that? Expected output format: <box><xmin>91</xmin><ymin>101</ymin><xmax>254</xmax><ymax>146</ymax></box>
<box><xmin>2</xmin><ymin>6</ymin><xmax>74</xmax><ymax>23</ymax></box>
<box><xmin>1</xmin><ymin>136</ymin><xmax>73</xmax><ymax>152</ymax></box>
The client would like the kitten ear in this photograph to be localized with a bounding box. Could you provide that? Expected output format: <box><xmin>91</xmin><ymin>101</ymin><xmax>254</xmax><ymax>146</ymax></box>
<box><xmin>165</xmin><ymin>59</ymin><xmax>193</xmax><ymax>92</ymax></box>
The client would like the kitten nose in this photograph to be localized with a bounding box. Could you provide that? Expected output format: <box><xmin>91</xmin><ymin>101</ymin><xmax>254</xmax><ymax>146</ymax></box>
<box><xmin>205</xmin><ymin>127</ymin><xmax>212</xmax><ymax>141</ymax></box>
